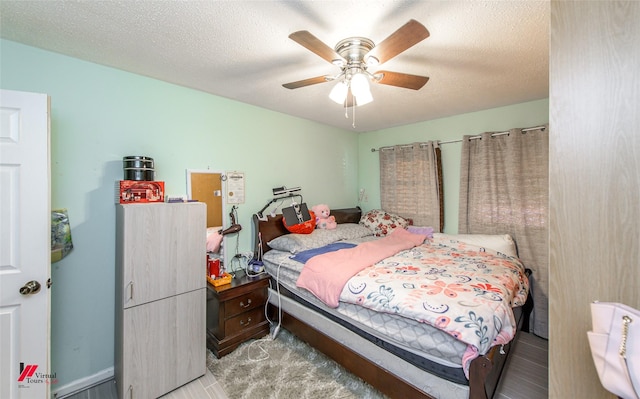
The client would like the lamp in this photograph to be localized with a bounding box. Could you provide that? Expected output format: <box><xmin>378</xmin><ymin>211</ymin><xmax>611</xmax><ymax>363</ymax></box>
<box><xmin>256</xmin><ymin>188</ymin><xmax>304</xmax><ymax>220</ymax></box>
<box><xmin>329</xmin><ymin>68</ymin><xmax>373</xmax><ymax>107</ymax></box>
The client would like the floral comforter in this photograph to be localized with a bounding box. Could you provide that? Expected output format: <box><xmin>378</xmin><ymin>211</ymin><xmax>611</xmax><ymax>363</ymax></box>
<box><xmin>339</xmin><ymin>239</ymin><xmax>529</xmax><ymax>371</ymax></box>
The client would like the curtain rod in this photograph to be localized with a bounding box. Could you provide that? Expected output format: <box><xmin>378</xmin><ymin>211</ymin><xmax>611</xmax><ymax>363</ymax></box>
<box><xmin>371</xmin><ymin>125</ymin><xmax>546</xmax><ymax>152</ymax></box>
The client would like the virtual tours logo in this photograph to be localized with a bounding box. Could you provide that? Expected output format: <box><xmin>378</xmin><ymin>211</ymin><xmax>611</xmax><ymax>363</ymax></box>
<box><xmin>18</xmin><ymin>363</ymin><xmax>58</xmax><ymax>388</ymax></box>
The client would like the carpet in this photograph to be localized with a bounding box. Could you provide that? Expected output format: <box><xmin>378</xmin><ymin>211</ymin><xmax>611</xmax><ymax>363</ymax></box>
<box><xmin>207</xmin><ymin>328</ymin><xmax>388</xmax><ymax>399</ymax></box>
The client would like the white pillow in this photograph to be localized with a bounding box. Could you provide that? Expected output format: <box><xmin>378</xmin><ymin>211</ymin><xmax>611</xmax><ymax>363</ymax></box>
<box><xmin>431</xmin><ymin>233</ymin><xmax>518</xmax><ymax>258</ymax></box>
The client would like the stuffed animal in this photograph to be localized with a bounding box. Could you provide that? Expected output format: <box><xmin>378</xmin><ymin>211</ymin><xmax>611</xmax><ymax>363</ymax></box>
<box><xmin>311</xmin><ymin>204</ymin><xmax>337</xmax><ymax>229</ymax></box>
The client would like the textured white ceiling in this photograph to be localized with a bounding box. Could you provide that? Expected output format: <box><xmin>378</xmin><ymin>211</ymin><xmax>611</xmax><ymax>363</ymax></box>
<box><xmin>0</xmin><ymin>1</ymin><xmax>549</xmax><ymax>132</ymax></box>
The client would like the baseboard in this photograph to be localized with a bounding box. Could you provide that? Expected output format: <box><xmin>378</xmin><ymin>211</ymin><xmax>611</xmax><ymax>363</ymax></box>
<box><xmin>52</xmin><ymin>367</ymin><xmax>114</xmax><ymax>398</ymax></box>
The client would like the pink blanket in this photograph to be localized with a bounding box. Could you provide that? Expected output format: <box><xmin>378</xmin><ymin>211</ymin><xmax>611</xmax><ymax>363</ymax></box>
<box><xmin>296</xmin><ymin>228</ymin><xmax>427</xmax><ymax>307</ymax></box>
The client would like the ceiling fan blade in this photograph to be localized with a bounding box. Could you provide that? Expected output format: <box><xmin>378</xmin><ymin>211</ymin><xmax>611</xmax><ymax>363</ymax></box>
<box><xmin>365</xmin><ymin>19</ymin><xmax>430</xmax><ymax>65</ymax></box>
<box><xmin>288</xmin><ymin>31</ymin><xmax>346</xmax><ymax>64</ymax></box>
<box><xmin>282</xmin><ymin>75</ymin><xmax>331</xmax><ymax>89</ymax></box>
<box><xmin>374</xmin><ymin>71</ymin><xmax>429</xmax><ymax>90</ymax></box>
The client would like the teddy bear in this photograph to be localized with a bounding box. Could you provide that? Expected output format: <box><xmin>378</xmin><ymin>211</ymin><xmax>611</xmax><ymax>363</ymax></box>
<box><xmin>311</xmin><ymin>204</ymin><xmax>337</xmax><ymax>229</ymax></box>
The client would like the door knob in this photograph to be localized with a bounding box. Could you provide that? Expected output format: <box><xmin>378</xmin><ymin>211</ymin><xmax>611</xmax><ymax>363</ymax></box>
<box><xmin>19</xmin><ymin>280</ymin><xmax>41</xmax><ymax>295</ymax></box>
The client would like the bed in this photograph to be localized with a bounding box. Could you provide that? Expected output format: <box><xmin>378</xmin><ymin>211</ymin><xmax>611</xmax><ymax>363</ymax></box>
<box><xmin>252</xmin><ymin>207</ymin><xmax>531</xmax><ymax>399</ymax></box>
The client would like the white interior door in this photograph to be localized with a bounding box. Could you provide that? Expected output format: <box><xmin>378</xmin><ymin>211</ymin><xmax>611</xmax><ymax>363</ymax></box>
<box><xmin>0</xmin><ymin>89</ymin><xmax>51</xmax><ymax>398</ymax></box>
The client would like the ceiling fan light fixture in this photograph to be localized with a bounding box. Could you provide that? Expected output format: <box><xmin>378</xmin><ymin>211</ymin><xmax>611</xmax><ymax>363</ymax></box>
<box><xmin>354</xmin><ymin>89</ymin><xmax>373</xmax><ymax>106</ymax></box>
<box><xmin>329</xmin><ymin>80</ymin><xmax>349</xmax><ymax>104</ymax></box>
<box><xmin>329</xmin><ymin>73</ymin><xmax>373</xmax><ymax>107</ymax></box>
<box><xmin>350</xmin><ymin>72</ymin><xmax>370</xmax><ymax>98</ymax></box>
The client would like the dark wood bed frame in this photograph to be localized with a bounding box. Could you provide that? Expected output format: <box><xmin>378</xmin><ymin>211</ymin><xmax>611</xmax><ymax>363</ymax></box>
<box><xmin>253</xmin><ymin>207</ymin><xmax>524</xmax><ymax>399</ymax></box>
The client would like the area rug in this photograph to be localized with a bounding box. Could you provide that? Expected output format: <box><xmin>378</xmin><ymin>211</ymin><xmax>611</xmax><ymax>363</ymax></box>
<box><xmin>207</xmin><ymin>328</ymin><xmax>387</xmax><ymax>399</ymax></box>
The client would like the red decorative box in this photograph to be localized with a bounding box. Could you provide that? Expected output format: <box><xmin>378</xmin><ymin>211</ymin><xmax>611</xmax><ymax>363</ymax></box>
<box><xmin>116</xmin><ymin>180</ymin><xmax>165</xmax><ymax>204</ymax></box>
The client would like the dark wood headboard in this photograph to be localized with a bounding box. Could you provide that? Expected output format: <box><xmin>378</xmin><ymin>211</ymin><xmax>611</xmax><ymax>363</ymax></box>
<box><xmin>252</xmin><ymin>206</ymin><xmax>362</xmax><ymax>257</ymax></box>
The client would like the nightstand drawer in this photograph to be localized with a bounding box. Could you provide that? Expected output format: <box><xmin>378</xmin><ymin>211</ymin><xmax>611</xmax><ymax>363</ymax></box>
<box><xmin>224</xmin><ymin>307</ymin><xmax>266</xmax><ymax>336</ymax></box>
<box><xmin>207</xmin><ymin>273</ymin><xmax>271</xmax><ymax>358</ymax></box>
<box><xmin>225</xmin><ymin>289</ymin><xmax>267</xmax><ymax>318</ymax></box>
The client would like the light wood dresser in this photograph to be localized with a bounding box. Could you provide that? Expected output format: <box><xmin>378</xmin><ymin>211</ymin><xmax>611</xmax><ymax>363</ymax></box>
<box><xmin>115</xmin><ymin>202</ymin><xmax>206</xmax><ymax>398</ymax></box>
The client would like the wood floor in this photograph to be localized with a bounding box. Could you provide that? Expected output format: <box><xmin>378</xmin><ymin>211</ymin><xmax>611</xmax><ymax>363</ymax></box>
<box><xmin>495</xmin><ymin>332</ymin><xmax>549</xmax><ymax>399</ymax></box>
<box><xmin>59</xmin><ymin>370</ymin><xmax>228</xmax><ymax>399</ymax></box>
<box><xmin>62</xmin><ymin>332</ymin><xmax>547</xmax><ymax>399</ymax></box>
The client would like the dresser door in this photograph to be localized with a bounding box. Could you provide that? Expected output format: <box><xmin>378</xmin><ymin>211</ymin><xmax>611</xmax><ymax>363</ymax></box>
<box><xmin>118</xmin><ymin>289</ymin><xmax>205</xmax><ymax>398</ymax></box>
<box><xmin>117</xmin><ymin>203</ymin><xmax>205</xmax><ymax>308</ymax></box>
<box><xmin>175</xmin><ymin>288</ymin><xmax>207</xmax><ymax>385</ymax></box>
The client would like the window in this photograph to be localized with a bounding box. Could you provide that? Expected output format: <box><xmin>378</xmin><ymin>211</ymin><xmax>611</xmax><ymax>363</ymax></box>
<box><xmin>379</xmin><ymin>142</ymin><xmax>443</xmax><ymax>231</ymax></box>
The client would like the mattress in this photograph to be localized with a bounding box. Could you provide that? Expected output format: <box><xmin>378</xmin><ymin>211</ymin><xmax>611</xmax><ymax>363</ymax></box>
<box><xmin>263</xmin><ymin>248</ymin><xmax>472</xmax><ymax>384</ymax></box>
<box><xmin>267</xmin><ymin>287</ymin><xmax>470</xmax><ymax>399</ymax></box>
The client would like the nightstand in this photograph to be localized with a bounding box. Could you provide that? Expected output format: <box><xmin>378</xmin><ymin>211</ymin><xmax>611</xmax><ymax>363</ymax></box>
<box><xmin>206</xmin><ymin>273</ymin><xmax>270</xmax><ymax>358</ymax></box>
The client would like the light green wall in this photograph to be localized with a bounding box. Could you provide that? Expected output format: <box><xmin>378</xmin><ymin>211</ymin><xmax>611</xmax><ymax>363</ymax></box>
<box><xmin>1</xmin><ymin>39</ymin><xmax>358</xmax><ymax>390</ymax></box>
<box><xmin>357</xmin><ymin>98</ymin><xmax>549</xmax><ymax>233</ymax></box>
<box><xmin>1</xmin><ymin>38</ymin><xmax>549</xmax><ymax>391</ymax></box>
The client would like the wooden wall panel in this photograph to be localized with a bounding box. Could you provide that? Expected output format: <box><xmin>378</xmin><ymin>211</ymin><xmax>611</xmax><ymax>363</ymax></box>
<box><xmin>550</xmin><ymin>1</ymin><xmax>640</xmax><ymax>398</ymax></box>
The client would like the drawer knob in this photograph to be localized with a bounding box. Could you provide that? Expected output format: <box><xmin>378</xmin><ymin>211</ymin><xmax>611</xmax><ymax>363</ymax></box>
<box><xmin>240</xmin><ymin>317</ymin><xmax>252</xmax><ymax>326</ymax></box>
<box><xmin>240</xmin><ymin>298</ymin><xmax>252</xmax><ymax>308</ymax></box>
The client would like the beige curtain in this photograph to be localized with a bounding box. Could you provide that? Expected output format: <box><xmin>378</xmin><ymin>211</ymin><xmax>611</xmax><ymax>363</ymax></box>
<box><xmin>380</xmin><ymin>142</ymin><xmax>443</xmax><ymax>231</ymax></box>
<box><xmin>459</xmin><ymin>125</ymin><xmax>549</xmax><ymax>338</ymax></box>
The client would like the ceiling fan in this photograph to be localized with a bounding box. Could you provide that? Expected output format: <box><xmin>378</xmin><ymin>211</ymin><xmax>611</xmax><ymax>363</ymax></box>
<box><xmin>282</xmin><ymin>19</ymin><xmax>430</xmax><ymax>108</ymax></box>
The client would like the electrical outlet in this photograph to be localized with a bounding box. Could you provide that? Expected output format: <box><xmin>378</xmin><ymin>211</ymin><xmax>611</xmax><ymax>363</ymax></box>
<box><xmin>233</xmin><ymin>251</ymin><xmax>253</xmax><ymax>260</ymax></box>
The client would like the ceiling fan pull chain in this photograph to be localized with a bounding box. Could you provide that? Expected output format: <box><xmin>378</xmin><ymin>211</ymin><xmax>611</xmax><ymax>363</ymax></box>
<box><xmin>352</xmin><ymin>100</ymin><xmax>357</xmax><ymax>128</ymax></box>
